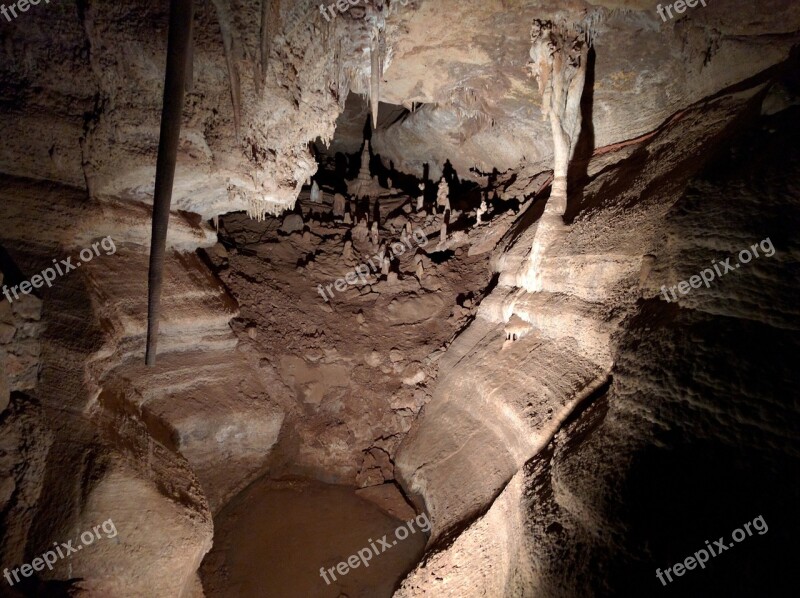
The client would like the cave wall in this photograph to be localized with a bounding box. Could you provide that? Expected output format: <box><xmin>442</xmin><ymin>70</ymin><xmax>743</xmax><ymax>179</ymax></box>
<box><xmin>394</xmin><ymin>83</ymin><xmax>800</xmax><ymax>597</ymax></box>
<box><xmin>0</xmin><ymin>180</ymin><xmax>285</xmax><ymax>595</ymax></box>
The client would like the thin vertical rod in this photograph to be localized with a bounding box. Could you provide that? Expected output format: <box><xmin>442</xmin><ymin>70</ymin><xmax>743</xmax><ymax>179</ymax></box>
<box><xmin>146</xmin><ymin>0</ymin><xmax>194</xmax><ymax>366</ymax></box>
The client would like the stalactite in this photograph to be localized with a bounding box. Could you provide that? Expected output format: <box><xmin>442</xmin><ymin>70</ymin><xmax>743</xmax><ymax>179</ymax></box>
<box><xmin>365</xmin><ymin>1</ymin><xmax>387</xmax><ymax>129</ymax></box>
<box><xmin>332</xmin><ymin>30</ymin><xmax>349</xmax><ymax>109</ymax></box>
<box><xmin>257</xmin><ymin>0</ymin><xmax>279</xmax><ymax>95</ymax></box>
<box><xmin>210</xmin><ymin>0</ymin><xmax>242</xmax><ymax>140</ymax></box>
<box><xmin>257</xmin><ymin>0</ymin><xmax>269</xmax><ymax>94</ymax></box>
<box><xmin>185</xmin><ymin>18</ymin><xmax>194</xmax><ymax>93</ymax></box>
<box><xmin>369</xmin><ymin>25</ymin><xmax>382</xmax><ymax>129</ymax></box>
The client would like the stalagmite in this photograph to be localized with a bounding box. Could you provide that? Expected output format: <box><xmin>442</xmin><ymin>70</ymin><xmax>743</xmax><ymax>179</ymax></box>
<box><xmin>280</xmin><ymin>213</ymin><xmax>304</xmax><ymax>234</ymax></box>
<box><xmin>348</xmin><ymin>140</ymin><xmax>383</xmax><ymax>199</ymax></box>
<box><xmin>370</xmin><ymin>222</ymin><xmax>380</xmax><ymax>246</ymax></box>
<box><xmin>476</xmin><ymin>199</ymin><xmax>487</xmax><ymax>224</ymax></box>
<box><xmin>333</xmin><ymin>193</ymin><xmax>346</xmax><ymax>218</ymax></box>
<box><xmin>311</xmin><ymin>180</ymin><xmax>322</xmax><ymax>203</ymax></box>
<box><xmin>436</xmin><ymin>178</ymin><xmax>450</xmax><ymax>213</ymax></box>
<box><xmin>354</xmin><ymin>219</ymin><xmax>369</xmax><ymax>243</ymax></box>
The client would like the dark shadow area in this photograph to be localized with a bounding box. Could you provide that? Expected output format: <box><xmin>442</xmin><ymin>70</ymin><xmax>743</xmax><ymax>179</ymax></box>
<box><xmin>603</xmin><ymin>298</ymin><xmax>800</xmax><ymax>597</ymax></box>
<box><xmin>564</xmin><ymin>45</ymin><xmax>596</xmax><ymax>222</ymax></box>
<box><xmin>616</xmin><ymin>433</ymin><xmax>798</xmax><ymax>597</ymax></box>
<box><xmin>525</xmin><ymin>88</ymin><xmax>800</xmax><ymax>598</ymax></box>
<box><xmin>3</xmin><ymin>576</ymin><xmax>82</xmax><ymax>597</ymax></box>
<box><xmin>0</xmin><ymin>244</ymin><xmax>28</xmax><ymax>289</ymax></box>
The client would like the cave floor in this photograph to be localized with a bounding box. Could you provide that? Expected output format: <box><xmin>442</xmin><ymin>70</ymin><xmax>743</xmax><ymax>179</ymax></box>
<box><xmin>209</xmin><ymin>201</ymin><xmax>493</xmax><ymax>484</ymax></box>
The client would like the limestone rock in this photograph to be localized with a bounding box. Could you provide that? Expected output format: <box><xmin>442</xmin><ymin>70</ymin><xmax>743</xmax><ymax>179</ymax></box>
<box><xmin>280</xmin><ymin>213</ymin><xmax>304</xmax><ymax>234</ymax></box>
